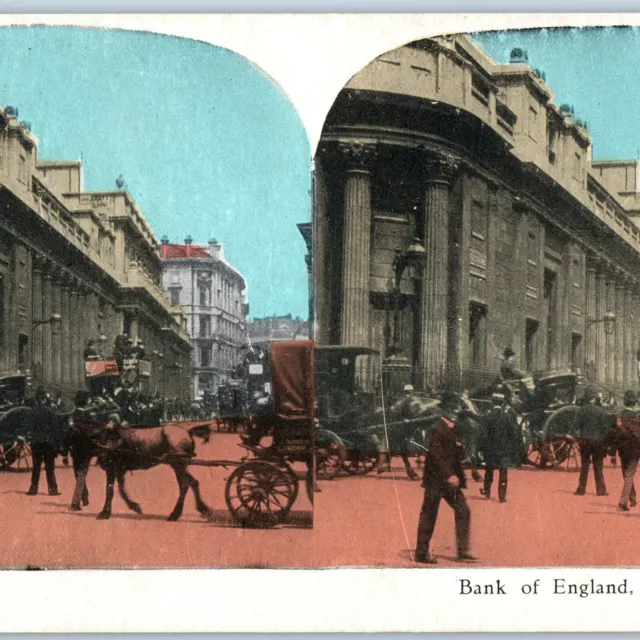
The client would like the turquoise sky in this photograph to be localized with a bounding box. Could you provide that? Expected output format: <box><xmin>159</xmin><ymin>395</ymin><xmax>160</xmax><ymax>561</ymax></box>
<box><xmin>473</xmin><ymin>27</ymin><xmax>640</xmax><ymax>162</ymax></box>
<box><xmin>0</xmin><ymin>26</ymin><xmax>310</xmax><ymax>320</ymax></box>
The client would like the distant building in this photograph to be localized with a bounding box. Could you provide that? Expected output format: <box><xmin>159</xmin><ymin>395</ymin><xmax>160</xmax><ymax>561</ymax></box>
<box><xmin>248</xmin><ymin>314</ymin><xmax>310</xmax><ymax>350</ymax></box>
<box><xmin>161</xmin><ymin>237</ymin><xmax>248</xmax><ymax>398</ymax></box>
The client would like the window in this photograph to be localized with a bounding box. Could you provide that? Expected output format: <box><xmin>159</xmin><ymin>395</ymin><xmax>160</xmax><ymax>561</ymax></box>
<box><xmin>200</xmin><ymin>346</ymin><xmax>210</xmax><ymax>368</ymax></box>
<box><xmin>17</xmin><ymin>154</ymin><xmax>27</xmax><ymax>184</ymax></box>
<box><xmin>525</xmin><ymin>318</ymin><xmax>539</xmax><ymax>372</ymax></box>
<box><xmin>571</xmin><ymin>333</ymin><xmax>582</xmax><ymax>373</ymax></box>
<box><xmin>199</xmin><ymin>285</ymin><xmax>208</xmax><ymax>307</ymax></box>
<box><xmin>543</xmin><ymin>269</ymin><xmax>558</xmax><ymax>371</ymax></box>
<box><xmin>547</xmin><ymin>123</ymin><xmax>557</xmax><ymax>164</ymax></box>
<box><xmin>199</xmin><ymin>316</ymin><xmax>210</xmax><ymax>338</ymax></box>
<box><xmin>18</xmin><ymin>333</ymin><xmax>28</xmax><ymax>370</ymax></box>
<box><xmin>468</xmin><ymin>303</ymin><xmax>487</xmax><ymax>368</ymax></box>
<box><xmin>574</xmin><ymin>152</ymin><xmax>582</xmax><ymax>181</ymax></box>
<box><xmin>529</xmin><ymin>106</ymin><xmax>539</xmax><ymax>140</ymax></box>
<box><xmin>169</xmin><ymin>287</ymin><xmax>180</xmax><ymax>305</ymax></box>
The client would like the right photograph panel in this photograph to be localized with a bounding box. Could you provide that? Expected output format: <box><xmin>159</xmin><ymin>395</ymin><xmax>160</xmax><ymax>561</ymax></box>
<box><xmin>313</xmin><ymin>28</ymin><xmax>640</xmax><ymax>568</ymax></box>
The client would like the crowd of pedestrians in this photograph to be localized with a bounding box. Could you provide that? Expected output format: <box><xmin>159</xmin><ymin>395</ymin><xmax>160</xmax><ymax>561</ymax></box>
<box><xmin>413</xmin><ymin>348</ymin><xmax>640</xmax><ymax>565</ymax></box>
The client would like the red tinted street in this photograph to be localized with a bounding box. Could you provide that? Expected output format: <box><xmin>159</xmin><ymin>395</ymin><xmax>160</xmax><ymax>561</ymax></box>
<box><xmin>0</xmin><ymin>434</ymin><xmax>638</xmax><ymax>568</ymax></box>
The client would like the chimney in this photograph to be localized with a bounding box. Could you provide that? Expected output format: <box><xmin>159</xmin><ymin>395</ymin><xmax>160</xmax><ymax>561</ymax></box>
<box><xmin>509</xmin><ymin>47</ymin><xmax>528</xmax><ymax>64</ymax></box>
<box><xmin>184</xmin><ymin>235</ymin><xmax>193</xmax><ymax>245</ymax></box>
<box><xmin>161</xmin><ymin>235</ymin><xmax>169</xmax><ymax>245</ymax></box>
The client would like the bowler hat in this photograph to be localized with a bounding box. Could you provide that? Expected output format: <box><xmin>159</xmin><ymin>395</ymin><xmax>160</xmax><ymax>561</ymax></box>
<box><xmin>503</xmin><ymin>347</ymin><xmax>516</xmax><ymax>358</ymax></box>
<box><xmin>624</xmin><ymin>390</ymin><xmax>637</xmax><ymax>406</ymax></box>
<box><xmin>440</xmin><ymin>390</ymin><xmax>460</xmax><ymax>410</ymax></box>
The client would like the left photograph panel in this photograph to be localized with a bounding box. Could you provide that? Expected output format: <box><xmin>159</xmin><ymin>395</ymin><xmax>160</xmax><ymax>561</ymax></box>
<box><xmin>0</xmin><ymin>25</ymin><xmax>314</xmax><ymax>567</ymax></box>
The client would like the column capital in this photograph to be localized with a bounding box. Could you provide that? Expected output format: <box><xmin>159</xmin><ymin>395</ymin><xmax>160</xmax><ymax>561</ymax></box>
<box><xmin>423</xmin><ymin>151</ymin><xmax>460</xmax><ymax>185</ymax></box>
<box><xmin>337</xmin><ymin>140</ymin><xmax>377</xmax><ymax>172</ymax></box>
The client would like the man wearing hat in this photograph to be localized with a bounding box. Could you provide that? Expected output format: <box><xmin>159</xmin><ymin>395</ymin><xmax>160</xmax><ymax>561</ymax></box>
<box><xmin>415</xmin><ymin>391</ymin><xmax>477</xmax><ymax>564</ymax></box>
<box><xmin>574</xmin><ymin>385</ymin><xmax>612</xmax><ymax>497</ymax></box>
<box><xmin>479</xmin><ymin>388</ymin><xmax>521</xmax><ymax>503</ymax></box>
<box><xmin>610</xmin><ymin>390</ymin><xmax>640</xmax><ymax>511</ymax></box>
<box><xmin>500</xmin><ymin>347</ymin><xmax>526</xmax><ymax>381</ymax></box>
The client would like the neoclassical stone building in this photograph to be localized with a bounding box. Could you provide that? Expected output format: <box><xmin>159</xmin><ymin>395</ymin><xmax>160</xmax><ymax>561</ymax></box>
<box><xmin>0</xmin><ymin>106</ymin><xmax>191</xmax><ymax>400</ymax></box>
<box><xmin>314</xmin><ymin>34</ymin><xmax>640</xmax><ymax>394</ymax></box>
<box><xmin>161</xmin><ymin>238</ymin><xmax>248</xmax><ymax>399</ymax></box>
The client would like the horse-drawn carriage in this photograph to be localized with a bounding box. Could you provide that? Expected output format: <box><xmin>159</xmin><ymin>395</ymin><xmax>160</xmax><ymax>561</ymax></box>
<box><xmin>315</xmin><ymin>346</ymin><xmax>437</xmax><ymax>479</ymax></box>
<box><xmin>70</xmin><ymin>339</ymin><xmax>316</xmax><ymax>529</ymax></box>
<box><xmin>216</xmin><ymin>381</ymin><xmax>249</xmax><ymax>432</ymax></box>
<box><xmin>0</xmin><ymin>374</ymin><xmax>33</xmax><ymax>468</ymax></box>
<box><xmin>470</xmin><ymin>370</ymin><xmax>584</xmax><ymax>471</ymax></box>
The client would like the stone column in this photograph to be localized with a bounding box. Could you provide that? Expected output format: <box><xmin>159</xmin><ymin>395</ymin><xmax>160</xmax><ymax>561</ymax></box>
<box><xmin>584</xmin><ymin>262</ymin><xmax>597</xmax><ymax>383</ymax></box>
<box><xmin>418</xmin><ymin>152</ymin><xmax>459</xmax><ymax>391</ymax></box>
<box><xmin>616</xmin><ymin>280</ymin><xmax>626</xmax><ymax>387</ymax></box>
<box><xmin>624</xmin><ymin>281</ymin><xmax>635</xmax><ymax>386</ymax></box>
<box><xmin>634</xmin><ymin>288</ymin><xmax>640</xmax><ymax>385</ymax></box>
<box><xmin>69</xmin><ymin>284</ymin><xmax>81</xmax><ymax>390</ymax></box>
<box><xmin>42</xmin><ymin>271</ymin><xmax>53</xmax><ymax>385</ymax></box>
<box><xmin>52</xmin><ymin>271</ymin><xmax>62</xmax><ymax>387</ymax></box>
<box><xmin>338</xmin><ymin>141</ymin><xmax>376</xmax><ymax>348</ymax></box>
<box><xmin>60</xmin><ymin>278</ymin><xmax>71</xmax><ymax>392</ymax></box>
<box><xmin>31</xmin><ymin>258</ymin><xmax>44</xmax><ymax>385</ymax></box>
<box><xmin>595</xmin><ymin>270</ymin><xmax>607</xmax><ymax>385</ymax></box>
<box><xmin>606</xmin><ymin>277</ymin><xmax>616</xmax><ymax>386</ymax></box>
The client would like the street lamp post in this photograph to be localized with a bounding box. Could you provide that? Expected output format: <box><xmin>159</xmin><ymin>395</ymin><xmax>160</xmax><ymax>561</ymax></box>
<box><xmin>383</xmin><ymin>238</ymin><xmax>427</xmax><ymax>397</ymax></box>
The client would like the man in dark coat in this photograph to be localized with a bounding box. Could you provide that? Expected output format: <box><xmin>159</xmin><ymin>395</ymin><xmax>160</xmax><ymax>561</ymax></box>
<box><xmin>415</xmin><ymin>391</ymin><xmax>477</xmax><ymax>565</ymax></box>
<box><xmin>26</xmin><ymin>387</ymin><xmax>61</xmax><ymax>497</ymax></box>
<box><xmin>479</xmin><ymin>389</ymin><xmax>521</xmax><ymax>503</ymax></box>
<box><xmin>500</xmin><ymin>347</ymin><xmax>526</xmax><ymax>381</ymax></box>
<box><xmin>610</xmin><ymin>390</ymin><xmax>640</xmax><ymax>512</ymax></box>
<box><xmin>574</xmin><ymin>386</ymin><xmax>613</xmax><ymax>497</ymax></box>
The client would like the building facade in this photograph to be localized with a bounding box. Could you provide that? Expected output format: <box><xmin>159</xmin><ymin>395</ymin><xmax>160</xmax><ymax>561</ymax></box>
<box><xmin>0</xmin><ymin>107</ymin><xmax>191</xmax><ymax>400</ymax></box>
<box><xmin>161</xmin><ymin>238</ymin><xmax>248</xmax><ymax>398</ymax></box>
<box><xmin>248</xmin><ymin>314</ymin><xmax>310</xmax><ymax>350</ymax></box>
<box><xmin>314</xmin><ymin>34</ymin><xmax>640</xmax><ymax>394</ymax></box>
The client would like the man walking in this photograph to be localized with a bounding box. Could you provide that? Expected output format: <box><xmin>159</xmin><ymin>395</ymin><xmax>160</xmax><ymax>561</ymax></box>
<box><xmin>415</xmin><ymin>391</ymin><xmax>477</xmax><ymax>565</ymax></box>
<box><xmin>611</xmin><ymin>390</ymin><xmax>640</xmax><ymax>512</ymax></box>
<box><xmin>574</xmin><ymin>386</ymin><xmax>612</xmax><ymax>497</ymax></box>
<box><xmin>479</xmin><ymin>388</ymin><xmax>521</xmax><ymax>503</ymax></box>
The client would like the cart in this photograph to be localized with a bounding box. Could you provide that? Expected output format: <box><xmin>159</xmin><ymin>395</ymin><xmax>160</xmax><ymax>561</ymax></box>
<box><xmin>73</xmin><ymin>340</ymin><xmax>316</xmax><ymax>529</ymax></box>
<box><xmin>0</xmin><ymin>374</ymin><xmax>33</xmax><ymax>469</ymax></box>
<box><xmin>224</xmin><ymin>339</ymin><xmax>316</xmax><ymax>527</ymax></box>
<box><xmin>472</xmin><ymin>371</ymin><xmax>582</xmax><ymax>471</ymax></box>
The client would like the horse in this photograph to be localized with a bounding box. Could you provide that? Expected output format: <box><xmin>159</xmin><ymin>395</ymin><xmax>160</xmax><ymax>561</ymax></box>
<box><xmin>69</xmin><ymin>406</ymin><xmax>213</xmax><ymax>521</ymax></box>
<box><xmin>331</xmin><ymin>395</ymin><xmax>442</xmax><ymax>480</ymax></box>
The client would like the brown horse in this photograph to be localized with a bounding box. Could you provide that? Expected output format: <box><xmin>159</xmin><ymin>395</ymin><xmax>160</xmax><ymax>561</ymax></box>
<box><xmin>70</xmin><ymin>414</ymin><xmax>213</xmax><ymax>521</ymax></box>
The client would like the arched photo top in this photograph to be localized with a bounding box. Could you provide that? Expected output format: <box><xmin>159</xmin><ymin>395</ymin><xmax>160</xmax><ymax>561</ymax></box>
<box><xmin>0</xmin><ymin>25</ymin><xmax>311</xmax><ymax>321</ymax></box>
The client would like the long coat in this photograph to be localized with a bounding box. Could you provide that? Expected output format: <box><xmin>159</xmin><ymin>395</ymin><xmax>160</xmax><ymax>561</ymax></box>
<box><xmin>422</xmin><ymin>417</ymin><xmax>466</xmax><ymax>487</ymax></box>
<box><xmin>480</xmin><ymin>404</ymin><xmax>522</xmax><ymax>469</ymax></box>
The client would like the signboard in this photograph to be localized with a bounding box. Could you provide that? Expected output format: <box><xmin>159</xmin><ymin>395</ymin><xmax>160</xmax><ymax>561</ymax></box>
<box><xmin>248</xmin><ymin>364</ymin><xmax>264</xmax><ymax>375</ymax></box>
<box><xmin>85</xmin><ymin>359</ymin><xmax>119</xmax><ymax>377</ymax></box>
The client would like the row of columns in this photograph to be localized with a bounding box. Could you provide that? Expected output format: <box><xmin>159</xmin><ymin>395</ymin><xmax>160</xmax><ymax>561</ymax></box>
<box><xmin>338</xmin><ymin>142</ymin><xmax>459</xmax><ymax>390</ymax></box>
<box><xmin>336</xmin><ymin>139</ymin><xmax>640</xmax><ymax>393</ymax></box>
<box><xmin>31</xmin><ymin>256</ymin><xmax>121</xmax><ymax>394</ymax></box>
<box><xmin>584</xmin><ymin>259</ymin><xmax>640</xmax><ymax>389</ymax></box>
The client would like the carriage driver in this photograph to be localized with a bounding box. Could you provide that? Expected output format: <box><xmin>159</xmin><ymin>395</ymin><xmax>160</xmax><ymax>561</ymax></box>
<box><xmin>500</xmin><ymin>347</ymin><xmax>527</xmax><ymax>381</ymax></box>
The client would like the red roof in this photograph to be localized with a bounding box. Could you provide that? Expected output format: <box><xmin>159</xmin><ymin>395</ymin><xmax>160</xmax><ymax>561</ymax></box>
<box><xmin>162</xmin><ymin>243</ymin><xmax>211</xmax><ymax>259</ymax></box>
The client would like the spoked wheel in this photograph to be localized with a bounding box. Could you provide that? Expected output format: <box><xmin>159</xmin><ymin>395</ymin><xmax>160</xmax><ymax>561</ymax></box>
<box><xmin>316</xmin><ymin>441</ymin><xmax>347</xmax><ymax>480</ymax></box>
<box><xmin>344</xmin><ymin>450</ymin><xmax>378</xmax><ymax>475</ymax></box>
<box><xmin>548</xmin><ymin>436</ymin><xmax>580</xmax><ymax>471</ymax></box>
<box><xmin>0</xmin><ymin>439</ymin><xmax>32</xmax><ymax>470</ymax></box>
<box><xmin>225</xmin><ymin>460</ymin><xmax>299</xmax><ymax>529</ymax></box>
<box><xmin>524</xmin><ymin>442</ymin><xmax>555</xmax><ymax>469</ymax></box>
